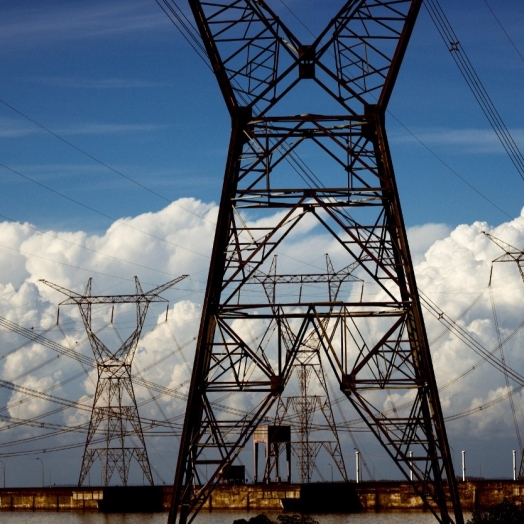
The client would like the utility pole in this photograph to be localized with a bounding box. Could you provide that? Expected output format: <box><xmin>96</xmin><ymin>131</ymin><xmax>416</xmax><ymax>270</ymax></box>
<box><xmin>36</xmin><ymin>458</ymin><xmax>44</xmax><ymax>488</ymax></box>
<box><xmin>42</xmin><ymin>275</ymin><xmax>187</xmax><ymax>486</ymax></box>
<box><xmin>167</xmin><ymin>1</ymin><xmax>463</xmax><ymax>523</ymax></box>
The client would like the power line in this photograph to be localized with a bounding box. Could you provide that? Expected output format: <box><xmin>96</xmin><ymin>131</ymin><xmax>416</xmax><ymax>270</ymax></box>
<box><xmin>274</xmin><ymin>0</ymin><xmax>520</xmax><ymax>222</ymax></box>
<box><xmin>2</xmin><ymin>284</ymin><xmax>524</xmax><ymax>456</ymax></box>
<box><xmin>420</xmin><ymin>291</ymin><xmax>524</xmax><ymax>385</ymax></box>
<box><xmin>1</xmin><ymin>0</ymin><xmax>523</xmax><ymax>474</ymax></box>
<box><xmin>243</xmin><ymin>0</ymin><xmax>519</xmax><ymax>221</ymax></box>
<box><xmin>387</xmin><ymin>112</ymin><xmax>513</xmax><ymax>221</ymax></box>
<box><xmin>425</xmin><ymin>0</ymin><xmax>524</xmax><ymax>182</ymax></box>
<box><xmin>0</xmin><ymin>0</ymin><xmax>516</xmax><ymax>284</ymax></box>
<box><xmin>0</xmin><ymin>213</ymin><xmax>179</xmax><ymax>279</ymax></box>
<box><xmin>0</xmin><ymin>241</ymin><xmax>164</xmax><ymax>285</ymax></box>
<box><xmin>155</xmin><ymin>0</ymin><xmax>211</xmax><ymax>67</ymax></box>
<box><xmin>0</xmin><ymin>98</ymin><xmax>214</xmax><ymax>226</ymax></box>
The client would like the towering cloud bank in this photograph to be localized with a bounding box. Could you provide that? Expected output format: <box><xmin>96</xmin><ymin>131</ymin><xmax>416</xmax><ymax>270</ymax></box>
<box><xmin>1</xmin><ymin>200</ymin><xmax>524</xmax><ymax>483</ymax></box>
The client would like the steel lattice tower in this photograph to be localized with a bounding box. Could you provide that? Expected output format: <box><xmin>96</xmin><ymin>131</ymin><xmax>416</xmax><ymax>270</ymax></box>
<box><xmin>275</xmin><ymin>365</ymin><xmax>348</xmax><ymax>484</ymax></box>
<box><xmin>272</xmin><ymin>255</ymin><xmax>354</xmax><ymax>483</ymax></box>
<box><xmin>42</xmin><ymin>275</ymin><xmax>187</xmax><ymax>486</ymax></box>
<box><xmin>168</xmin><ymin>1</ymin><xmax>463</xmax><ymax>523</ymax></box>
<box><xmin>484</xmin><ymin>231</ymin><xmax>524</xmax><ymax>478</ymax></box>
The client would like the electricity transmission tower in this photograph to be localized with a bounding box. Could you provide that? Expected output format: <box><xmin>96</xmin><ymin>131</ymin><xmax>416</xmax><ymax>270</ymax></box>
<box><xmin>484</xmin><ymin>231</ymin><xmax>524</xmax><ymax>477</ymax></box>
<box><xmin>274</xmin><ymin>365</ymin><xmax>348</xmax><ymax>484</ymax></box>
<box><xmin>42</xmin><ymin>275</ymin><xmax>187</xmax><ymax>486</ymax></box>
<box><xmin>168</xmin><ymin>2</ymin><xmax>463</xmax><ymax>523</ymax></box>
<box><xmin>272</xmin><ymin>255</ymin><xmax>354</xmax><ymax>483</ymax></box>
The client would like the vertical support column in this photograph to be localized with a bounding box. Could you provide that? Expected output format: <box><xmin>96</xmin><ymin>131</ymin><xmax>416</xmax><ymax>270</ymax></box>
<box><xmin>286</xmin><ymin>442</ymin><xmax>291</xmax><ymax>483</ymax></box>
<box><xmin>274</xmin><ymin>443</ymin><xmax>280</xmax><ymax>483</ymax></box>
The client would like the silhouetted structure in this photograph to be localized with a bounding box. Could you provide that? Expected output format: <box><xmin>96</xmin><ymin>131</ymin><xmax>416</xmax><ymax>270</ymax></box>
<box><xmin>253</xmin><ymin>425</ymin><xmax>291</xmax><ymax>484</ymax></box>
<box><xmin>167</xmin><ymin>1</ymin><xmax>463</xmax><ymax>523</ymax></box>
<box><xmin>484</xmin><ymin>231</ymin><xmax>524</xmax><ymax>479</ymax></box>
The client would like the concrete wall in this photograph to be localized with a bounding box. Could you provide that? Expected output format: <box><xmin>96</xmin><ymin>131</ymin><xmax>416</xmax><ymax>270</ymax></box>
<box><xmin>459</xmin><ymin>480</ymin><xmax>524</xmax><ymax>510</ymax></box>
<box><xmin>1</xmin><ymin>480</ymin><xmax>524</xmax><ymax>512</ymax></box>
<box><xmin>356</xmin><ymin>481</ymin><xmax>426</xmax><ymax>511</ymax></box>
<box><xmin>196</xmin><ymin>481</ymin><xmax>524</xmax><ymax>512</ymax></box>
<box><xmin>353</xmin><ymin>480</ymin><xmax>524</xmax><ymax>512</ymax></box>
<box><xmin>0</xmin><ymin>487</ymin><xmax>101</xmax><ymax>511</ymax></box>
<box><xmin>173</xmin><ymin>481</ymin><xmax>524</xmax><ymax>512</ymax></box>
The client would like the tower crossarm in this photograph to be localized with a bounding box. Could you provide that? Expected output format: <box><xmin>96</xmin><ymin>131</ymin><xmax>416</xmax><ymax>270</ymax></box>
<box><xmin>144</xmin><ymin>274</ymin><xmax>189</xmax><ymax>297</ymax></box>
<box><xmin>252</xmin><ymin>261</ymin><xmax>362</xmax><ymax>287</ymax></box>
<box><xmin>39</xmin><ymin>275</ymin><xmax>188</xmax><ymax>305</ymax></box>
<box><xmin>39</xmin><ymin>279</ymin><xmax>84</xmax><ymax>301</ymax></box>
<box><xmin>181</xmin><ymin>0</ymin><xmax>422</xmax><ymax>115</ymax></box>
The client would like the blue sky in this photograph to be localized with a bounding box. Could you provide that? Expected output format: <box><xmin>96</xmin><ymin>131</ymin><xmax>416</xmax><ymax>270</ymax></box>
<box><xmin>1</xmin><ymin>0</ymin><xmax>523</xmax><ymax>232</ymax></box>
<box><xmin>1</xmin><ymin>0</ymin><xmax>524</xmax><ymax>488</ymax></box>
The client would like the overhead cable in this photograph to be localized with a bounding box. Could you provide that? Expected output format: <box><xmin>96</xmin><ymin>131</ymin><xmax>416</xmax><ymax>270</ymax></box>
<box><xmin>420</xmin><ymin>291</ymin><xmax>524</xmax><ymax>385</ymax></box>
<box><xmin>0</xmin><ymin>98</ymin><xmax>213</xmax><ymax>226</ymax></box>
<box><xmin>489</xmin><ymin>283</ymin><xmax>522</xmax><ymax>451</ymax></box>
<box><xmin>425</xmin><ymin>0</ymin><xmax>524</xmax><ymax>182</ymax></box>
<box><xmin>155</xmin><ymin>0</ymin><xmax>211</xmax><ymax>68</ymax></box>
<box><xmin>0</xmin><ymin>163</ymin><xmax>209</xmax><ymax>260</ymax></box>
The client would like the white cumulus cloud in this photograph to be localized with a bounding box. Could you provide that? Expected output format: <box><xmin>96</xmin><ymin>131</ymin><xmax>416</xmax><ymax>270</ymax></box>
<box><xmin>1</xmin><ymin>199</ymin><xmax>524</xmax><ymax>483</ymax></box>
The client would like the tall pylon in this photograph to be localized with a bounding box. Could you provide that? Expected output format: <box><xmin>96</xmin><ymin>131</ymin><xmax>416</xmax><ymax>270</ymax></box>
<box><xmin>42</xmin><ymin>275</ymin><xmax>187</xmax><ymax>486</ymax></box>
<box><xmin>167</xmin><ymin>1</ymin><xmax>463</xmax><ymax>523</ymax></box>
<box><xmin>483</xmin><ymin>231</ymin><xmax>524</xmax><ymax>478</ymax></box>
<box><xmin>272</xmin><ymin>254</ymin><xmax>354</xmax><ymax>483</ymax></box>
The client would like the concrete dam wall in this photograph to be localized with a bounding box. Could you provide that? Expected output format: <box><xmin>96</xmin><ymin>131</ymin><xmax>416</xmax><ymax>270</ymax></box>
<box><xmin>1</xmin><ymin>480</ymin><xmax>523</xmax><ymax>513</ymax></box>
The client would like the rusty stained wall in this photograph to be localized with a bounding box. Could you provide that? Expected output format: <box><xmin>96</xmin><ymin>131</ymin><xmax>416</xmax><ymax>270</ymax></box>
<box><xmin>202</xmin><ymin>485</ymin><xmax>300</xmax><ymax>511</ymax></box>
<box><xmin>0</xmin><ymin>488</ymin><xmax>101</xmax><ymax>511</ymax></box>
<box><xmin>1</xmin><ymin>480</ymin><xmax>524</xmax><ymax>512</ymax></box>
<box><xmin>202</xmin><ymin>481</ymin><xmax>524</xmax><ymax>512</ymax></box>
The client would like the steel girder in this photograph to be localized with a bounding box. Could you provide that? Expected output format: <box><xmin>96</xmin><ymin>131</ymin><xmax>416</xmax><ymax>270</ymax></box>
<box><xmin>169</xmin><ymin>1</ymin><xmax>463</xmax><ymax>523</ymax></box>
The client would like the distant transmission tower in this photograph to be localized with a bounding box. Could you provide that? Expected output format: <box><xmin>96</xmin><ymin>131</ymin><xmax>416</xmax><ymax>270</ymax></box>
<box><xmin>42</xmin><ymin>275</ymin><xmax>187</xmax><ymax>486</ymax></box>
<box><xmin>275</xmin><ymin>364</ymin><xmax>348</xmax><ymax>484</ymax></box>
<box><xmin>166</xmin><ymin>1</ymin><xmax>464</xmax><ymax>523</ymax></box>
<box><xmin>272</xmin><ymin>255</ymin><xmax>355</xmax><ymax>483</ymax></box>
<box><xmin>483</xmin><ymin>231</ymin><xmax>524</xmax><ymax>478</ymax></box>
